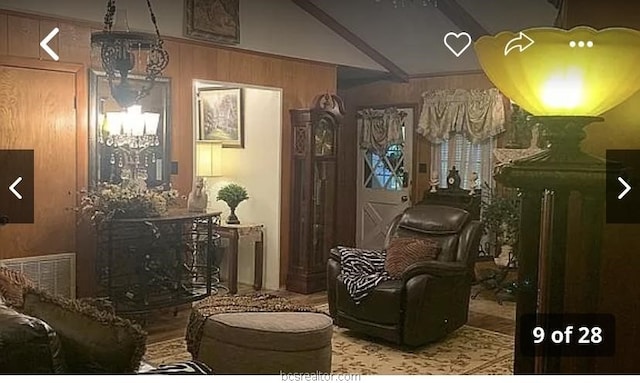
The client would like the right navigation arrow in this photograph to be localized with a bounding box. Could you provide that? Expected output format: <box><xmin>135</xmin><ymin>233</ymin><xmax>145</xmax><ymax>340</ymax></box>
<box><xmin>618</xmin><ymin>177</ymin><xmax>631</xmax><ymax>200</ymax></box>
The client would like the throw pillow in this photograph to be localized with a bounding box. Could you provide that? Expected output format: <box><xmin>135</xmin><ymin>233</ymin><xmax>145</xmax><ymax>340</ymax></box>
<box><xmin>0</xmin><ymin>266</ymin><xmax>35</xmax><ymax>308</ymax></box>
<box><xmin>21</xmin><ymin>286</ymin><xmax>147</xmax><ymax>373</ymax></box>
<box><xmin>384</xmin><ymin>237</ymin><xmax>441</xmax><ymax>279</ymax></box>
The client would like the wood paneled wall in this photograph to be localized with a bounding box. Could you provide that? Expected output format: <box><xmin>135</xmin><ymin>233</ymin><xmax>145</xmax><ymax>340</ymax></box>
<box><xmin>0</xmin><ymin>10</ymin><xmax>337</xmax><ymax>292</ymax></box>
<box><xmin>337</xmin><ymin>72</ymin><xmax>496</xmax><ymax>246</ymax></box>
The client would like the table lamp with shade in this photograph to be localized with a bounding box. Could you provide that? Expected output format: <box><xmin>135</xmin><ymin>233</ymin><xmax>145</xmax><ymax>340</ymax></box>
<box><xmin>474</xmin><ymin>27</ymin><xmax>640</xmax><ymax>373</ymax></box>
<box><xmin>196</xmin><ymin>141</ymin><xmax>223</xmax><ymax>178</ymax></box>
<box><xmin>189</xmin><ymin>141</ymin><xmax>223</xmax><ymax>212</ymax></box>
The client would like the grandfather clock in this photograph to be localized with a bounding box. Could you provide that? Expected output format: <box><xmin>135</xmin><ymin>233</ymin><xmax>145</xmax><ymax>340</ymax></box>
<box><xmin>287</xmin><ymin>94</ymin><xmax>344</xmax><ymax>294</ymax></box>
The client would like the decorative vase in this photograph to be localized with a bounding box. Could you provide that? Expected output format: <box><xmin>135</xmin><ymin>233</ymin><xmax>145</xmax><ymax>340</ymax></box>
<box><xmin>495</xmin><ymin>244</ymin><xmax>512</xmax><ymax>267</ymax></box>
<box><xmin>227</xmin><ymin>205</ymin><xmax>240</xmax><ymax>224</ymax></box>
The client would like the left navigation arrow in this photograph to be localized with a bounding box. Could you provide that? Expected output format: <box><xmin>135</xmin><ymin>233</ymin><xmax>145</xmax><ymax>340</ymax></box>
<box><xmin>40</xmin><ymin>27</ymin><xmax>59</xmax><ymax>61</ymax></box>
<box><xmin>9</xmin><ymin>177</ymin><xmax>22</xmax><ymax>200</ymax></box>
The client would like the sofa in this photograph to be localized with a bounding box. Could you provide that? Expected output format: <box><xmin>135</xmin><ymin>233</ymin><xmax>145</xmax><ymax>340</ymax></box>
<box><xmin>0</xmin><ymin>265</ymin><xmax>149</xmax><ymax>373</ymax></box>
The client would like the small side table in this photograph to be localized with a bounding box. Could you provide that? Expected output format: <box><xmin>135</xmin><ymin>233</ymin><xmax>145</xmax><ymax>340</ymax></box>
<box><xmin>215</xmin><ymin>223</ymin><xmax>264</xmax><ymax>294</ymax></box>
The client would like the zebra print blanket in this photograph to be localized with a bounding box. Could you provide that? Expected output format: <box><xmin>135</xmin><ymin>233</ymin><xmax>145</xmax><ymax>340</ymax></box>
<box><xmin>337</xmin><ymin>246</ymin><xmax>392</xmax><ymax>304</ymax></box>
<box><xmin>140</xmin><ymin>360</ymin><xmax>212</xmax><ymax>374</ymax></box>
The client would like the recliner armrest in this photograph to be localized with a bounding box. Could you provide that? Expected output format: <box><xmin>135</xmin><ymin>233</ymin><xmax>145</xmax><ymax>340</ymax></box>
<box><xmin>329</xmin><ymin>247</ymin><xmax>341</xmax><ymax>262</ymax></box>
<box><xmin>402</xmin><ymin>260</ymin><xmax>468</xmax><ymax>281</ymax></box>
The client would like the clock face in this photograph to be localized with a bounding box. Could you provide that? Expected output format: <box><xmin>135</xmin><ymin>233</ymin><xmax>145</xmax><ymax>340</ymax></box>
<box><xmin>448</xmin><ymin>177</ymin><xmax>455</xmax><ymax>185</ymax></box>
<box><xmin>314</xmin><ymin>121</ymin><xmax>334</xmax><ymax>156</ymax></box>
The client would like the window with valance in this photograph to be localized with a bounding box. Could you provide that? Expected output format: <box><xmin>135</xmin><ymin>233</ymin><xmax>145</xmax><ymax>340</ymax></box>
<box><xmin>417</xmin><ymin>88</ymin><xmax>506</xmax><ymax>188</ymax></box>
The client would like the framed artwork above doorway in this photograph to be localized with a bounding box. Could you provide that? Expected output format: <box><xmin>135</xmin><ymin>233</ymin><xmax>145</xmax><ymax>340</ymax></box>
<box><xmin>197</xmin><ymin>87</ymin><xmax>244</xmax><ymax>148</ymax></box>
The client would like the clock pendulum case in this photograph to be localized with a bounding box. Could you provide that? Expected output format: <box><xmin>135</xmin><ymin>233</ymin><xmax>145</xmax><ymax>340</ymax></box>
<box><xmin>287</xmin><ymin>93</ymin><xmax>345</xmax><ymax>293</ymax></box>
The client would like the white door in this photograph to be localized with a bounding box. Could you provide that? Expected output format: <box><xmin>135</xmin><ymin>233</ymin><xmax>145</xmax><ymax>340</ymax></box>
<box><xmin>356</xmin><ymin>107</ymin><xmax>414</xmax><ymax>249</ymax></box>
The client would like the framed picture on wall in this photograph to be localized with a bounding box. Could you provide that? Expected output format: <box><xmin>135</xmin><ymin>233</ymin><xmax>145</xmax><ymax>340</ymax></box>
<box><xmin>197</xmin><ymin>87</ymin><xmax>244</xmax><ymax>148</ymax></box>
<box><xmin>184</xmin><ymin>0</ymin><xmax>240</xmax><ymax>45</ymax></box>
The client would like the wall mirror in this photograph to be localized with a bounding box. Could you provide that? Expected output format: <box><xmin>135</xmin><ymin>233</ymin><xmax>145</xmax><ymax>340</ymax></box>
<box><xmin>89</xmin><ymin>69</ymin><xmax>171</xmax><ymax>188</ymax></box>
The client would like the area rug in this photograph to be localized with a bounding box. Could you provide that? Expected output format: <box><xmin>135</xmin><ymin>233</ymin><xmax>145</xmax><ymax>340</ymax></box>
<box><xmin>469</xmin><ymin>297</ymin><xmax>516</xmax><ymax>321</ymax></box>
<box><xmin>146</xmin><ymin>297</ymin><xmax>514</xmax><ymax>375</ymax></box>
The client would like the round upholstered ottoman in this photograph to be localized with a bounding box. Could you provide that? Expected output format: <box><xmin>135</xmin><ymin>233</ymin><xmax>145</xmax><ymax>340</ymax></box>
<box><xmin>196</xmin><ymin>312</ymin><xmax>332</xmax><ymax>374</ymax></box>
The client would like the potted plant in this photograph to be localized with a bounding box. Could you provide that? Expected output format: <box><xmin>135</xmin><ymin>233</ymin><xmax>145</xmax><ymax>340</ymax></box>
<box><xmin>216</xmin><ymin>183</ymin><xmax>249</xmax><ymax>224</ymax></box>
<box><xmin>481</xmin><ymin>184</ymin><xmax>520</xmax><ymax>267</ymax></box>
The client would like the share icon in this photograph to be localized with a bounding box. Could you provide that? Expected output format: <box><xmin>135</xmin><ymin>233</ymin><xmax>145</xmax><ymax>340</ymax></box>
<box><xmin>504</xmin><ymin>31</ymin><xmax>534</xmax><ymax>56</ymax></box>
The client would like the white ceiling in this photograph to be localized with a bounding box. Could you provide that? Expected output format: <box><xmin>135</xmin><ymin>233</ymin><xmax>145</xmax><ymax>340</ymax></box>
<box><xmin>310</xmin><ymin>0</ymin><xmax>558</xmax><ymax>75</ymax></box>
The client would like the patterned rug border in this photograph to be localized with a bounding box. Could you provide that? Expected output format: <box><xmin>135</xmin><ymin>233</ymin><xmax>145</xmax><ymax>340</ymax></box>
<box><xmin>463</xmin><ymin>353</ymin><xmax>513</xmax><ymax>375</ymax></box>
<box><xmin>458</xmin><ymin>325</ymin><xmax>513</xmax><ymax>340</ymax></box>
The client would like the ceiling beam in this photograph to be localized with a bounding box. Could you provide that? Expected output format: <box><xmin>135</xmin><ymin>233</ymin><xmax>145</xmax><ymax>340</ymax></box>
<box><xmin>436</xmin><ymin>0</ymin><xmax>490</xmax><ymax>40</ymax></box>
<box><xmin>291</xmin><ymin>0</ymin><xmax>409</xmax><ymax>82</ymax></box>
<box><xmin>338</xmin><ymin>73</ymin><xmax>394</xmax><ymax>90</ymax></box>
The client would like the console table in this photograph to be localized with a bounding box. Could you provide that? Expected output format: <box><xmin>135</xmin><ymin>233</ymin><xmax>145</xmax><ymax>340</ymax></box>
<box><xmin>96</xmin><ymin>210</ymin><xmax>221</xmax><ymax>315</ymax></box>
<box><xmin>215</xmin><ymin>223</ymin><xmax>264</xmax><ymax>294</ymax></box>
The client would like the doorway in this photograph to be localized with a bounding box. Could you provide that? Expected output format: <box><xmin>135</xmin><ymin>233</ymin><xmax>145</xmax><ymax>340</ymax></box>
<box><xmin>192</xmin><ymin>80</ymin><xmax>283</xmax><ymax>290</ymax></box>
<box><xmin>356</xmin><ymin>106</ymin><xmax>415</xmax><ymax>249</ymax></box>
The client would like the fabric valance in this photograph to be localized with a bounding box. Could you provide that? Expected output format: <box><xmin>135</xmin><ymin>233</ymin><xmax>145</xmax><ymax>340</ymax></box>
<box><xmin>358</xmin><ymin>107</ymin><xmax>406</xmax><ymax>153</ymax></box>
<box><xmin>417</xmin><ymin>88</ymin><xmax>506</xmax><ymax>144</ymax></box>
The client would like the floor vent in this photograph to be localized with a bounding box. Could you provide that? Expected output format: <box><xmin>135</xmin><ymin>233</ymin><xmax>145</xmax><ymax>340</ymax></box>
<box><xmin>1</xmin><ymin>253</ymin><xmax>76</xmax><ymax>298</ymax></box>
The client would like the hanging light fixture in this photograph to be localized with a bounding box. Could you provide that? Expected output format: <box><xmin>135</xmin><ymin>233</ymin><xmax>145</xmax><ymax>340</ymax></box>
<box><xmin>91</xmin><ymin>0</ymin><xmax>169</xmax><ymax>108</ymax></box>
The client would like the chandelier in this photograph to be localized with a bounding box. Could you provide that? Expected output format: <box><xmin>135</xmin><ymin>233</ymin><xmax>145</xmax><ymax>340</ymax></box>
<box><xmin>99</xmin><ymin>100</ymin><xmax>161</xmax><ymax>182</ymax></box>
<box><xmin>91</xmin><ymin>0</ymin><xmax>169</xmax><ymax>108</ymax></box>
<box><xmin>375</xmin><ymin>0</ymin><xmax>437</xmax><ymax>8</ymax></box>
<box><xmin>102</xmin><ymin>105</ymin><xmax>160</xmax><ymax>149</ymax></box>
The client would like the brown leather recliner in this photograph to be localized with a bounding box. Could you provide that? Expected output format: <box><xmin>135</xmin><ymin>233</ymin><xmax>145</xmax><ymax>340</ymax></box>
<box><xmin>327</xmin><ymin>205</ymin><xmax>482</xmax><ymax>347</ymax></box>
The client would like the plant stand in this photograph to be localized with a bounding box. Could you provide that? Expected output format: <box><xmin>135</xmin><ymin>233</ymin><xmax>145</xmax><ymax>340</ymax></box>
<box><xmin>472</xmin><ymin>251</ymin><xmax>518</xmax><ymax>304</ymax></box>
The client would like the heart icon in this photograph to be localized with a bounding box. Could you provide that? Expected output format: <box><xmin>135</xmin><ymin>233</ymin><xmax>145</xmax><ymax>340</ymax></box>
<box><xmin>444</xmin><ymin>32</ymin><xmax>472</xmax><ymax>57</ymax></box>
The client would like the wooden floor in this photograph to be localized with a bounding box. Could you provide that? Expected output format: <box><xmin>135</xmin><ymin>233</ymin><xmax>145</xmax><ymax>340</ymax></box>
<box><xmin>144</xmin><ymin>283</ymin><xmax>516</xmax><ymax>344</ymax></box>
